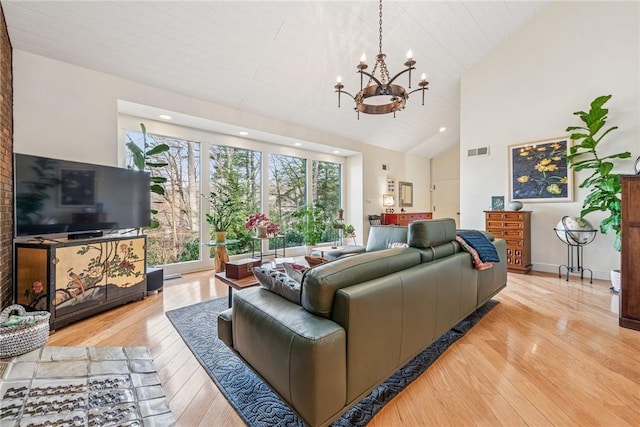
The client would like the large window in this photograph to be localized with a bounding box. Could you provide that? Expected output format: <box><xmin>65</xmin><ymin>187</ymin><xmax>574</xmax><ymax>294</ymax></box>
<box><xmin>268</xmin><ymin>154</ymin><xmax>306</xmax><ymax>247</ymax></box>
<box><xmin>313</xmin><ymin>160</ymin><xmax>342</xmax><ymax>243</ymax></box>
<box><xmin>208</xmin><ymin>146</ymin><xmax>261</xmax><ymax>254</ymax></box>
<box><xmin>125</xmin><ymin>131</ymin><xmax>201</xmax><ymax>267</ymax></box>
<box><xmin>124</xmin><ymin>122</ymin><xmax>344</xmax><ymax>270</ymax></box>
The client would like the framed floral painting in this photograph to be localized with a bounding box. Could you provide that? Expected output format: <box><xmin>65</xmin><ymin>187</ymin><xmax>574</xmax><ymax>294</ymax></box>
<box><xmin>508</xmin><ymin>137</ymin><xmax>573</xmax><ymax>203</ymax></box>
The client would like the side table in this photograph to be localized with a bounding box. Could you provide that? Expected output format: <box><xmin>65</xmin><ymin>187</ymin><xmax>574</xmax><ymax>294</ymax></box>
<box><xmin>204</xmin><ymin>240</ymin><xmax>239</xmax><ymax>272</ymax></box>
<box><xmin>251</xmin><ymin>235</ymin><xmax>286</xmax><ymax>260</ymax></box>
<box><xmin>215</xmin><ymin>271</ymin><xmax>260</xmax><ymax>307</ymax></box>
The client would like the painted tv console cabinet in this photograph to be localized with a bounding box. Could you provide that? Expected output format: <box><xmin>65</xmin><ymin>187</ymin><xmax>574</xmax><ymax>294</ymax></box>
<box><xmin>14</xmin><ymin>234</ymin><xmax>147</xmax><ymax>330</ymax></box>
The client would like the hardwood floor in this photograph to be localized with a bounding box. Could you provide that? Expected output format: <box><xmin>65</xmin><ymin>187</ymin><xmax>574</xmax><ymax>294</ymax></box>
<box><xmin>46</xmin><ymin>270</ymin><xmax>640</xmax><ymax>426</ymax></box>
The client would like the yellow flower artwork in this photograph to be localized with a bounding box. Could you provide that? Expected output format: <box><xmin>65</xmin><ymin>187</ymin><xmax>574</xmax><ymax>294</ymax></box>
<box><xmin>509</xmin><ymin>137</ymin><xmax>573</xmax><ymax>203</ymax></box>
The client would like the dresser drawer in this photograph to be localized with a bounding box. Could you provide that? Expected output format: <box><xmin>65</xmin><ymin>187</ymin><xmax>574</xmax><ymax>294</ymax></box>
<box><xmin>487</xmin><ymin>220</ymin><xmax>525</xmax><ymax>230</ymax></box>
<box><xmin>486</xmin><ymin>211</ymin><xmax>526</xmax><ymax>221</ymax></box>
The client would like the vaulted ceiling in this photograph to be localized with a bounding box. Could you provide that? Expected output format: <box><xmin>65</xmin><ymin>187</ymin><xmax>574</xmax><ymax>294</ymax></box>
<box><xmin>3</xmin><ymin>1</ymin><xmax>549</xmax><ymax>158</ymax></box>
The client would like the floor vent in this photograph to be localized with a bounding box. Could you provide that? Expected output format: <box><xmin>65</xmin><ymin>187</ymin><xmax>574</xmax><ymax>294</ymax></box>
<box><xmin>467</xmin><ymin>146</ymin><xmax>490</xmax><ymax>157</ymax></box>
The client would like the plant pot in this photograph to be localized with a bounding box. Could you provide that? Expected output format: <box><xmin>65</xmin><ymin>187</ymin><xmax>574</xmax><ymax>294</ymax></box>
<box><xmin>256</xmin><ymin>226</ymin><xmax>268</xmax><ymax>238</ymax></box>
<box><xmin>215</xmin><ymin>231</ymin><xmax>227</xmax><ymax>243</ymax></box>
<box><xmin>610</xmin><ymin>269</ymin><xmax>621</xmax><ymax>293</ymax></box>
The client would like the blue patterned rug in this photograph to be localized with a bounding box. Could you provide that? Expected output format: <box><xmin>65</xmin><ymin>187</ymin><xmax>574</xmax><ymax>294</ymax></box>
<box><xmin>166</xmin><ymin>296</ymin><xmax>498</xmax><ymax>426</ymax></box>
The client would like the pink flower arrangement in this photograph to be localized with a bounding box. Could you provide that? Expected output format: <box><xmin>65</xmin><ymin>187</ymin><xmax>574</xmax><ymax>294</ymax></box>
<box><xmin>245</xmin><ymin>213</ymin><xmax>280</xmax><ymax>236</ymax></box>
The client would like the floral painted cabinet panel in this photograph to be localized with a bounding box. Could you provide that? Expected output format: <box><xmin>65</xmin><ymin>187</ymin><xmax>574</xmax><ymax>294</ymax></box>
<box><xmin>15</xmin><ymin>235</ymin><xmax>147</xmax><ymax>329</ymax></box>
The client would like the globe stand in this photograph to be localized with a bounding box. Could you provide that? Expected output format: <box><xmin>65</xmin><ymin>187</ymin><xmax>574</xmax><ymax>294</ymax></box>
<box><xmin>554</xmin><ymin>216</ymin><xmax>597</xmax><ymax>283</ymax></box>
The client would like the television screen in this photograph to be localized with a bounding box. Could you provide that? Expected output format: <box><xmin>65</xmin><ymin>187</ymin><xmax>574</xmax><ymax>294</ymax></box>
<box><xmin>14</xmin><ymin>153</ymin><xmax>151</xmax><ymax>237</ymax></box>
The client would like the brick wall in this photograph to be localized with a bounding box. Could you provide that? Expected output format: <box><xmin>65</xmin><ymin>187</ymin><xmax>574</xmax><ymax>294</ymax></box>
<box><xmin>0</xmin><ymin>3</ymin><xmax>14</xmax><ymax>309</ymax></box>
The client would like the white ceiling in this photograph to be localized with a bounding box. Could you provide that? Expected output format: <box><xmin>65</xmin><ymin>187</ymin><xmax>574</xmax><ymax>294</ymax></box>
<box><xmin>3</xmin><ymin>0</ymin><xmax>549</xmax><ymax>158</ymax></box>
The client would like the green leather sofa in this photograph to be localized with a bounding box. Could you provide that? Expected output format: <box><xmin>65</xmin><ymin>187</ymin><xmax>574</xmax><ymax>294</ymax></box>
<box><xmin>218</xmin><ymin>218</ymin><xmax>507</xmax><ymax>426</ymax></box>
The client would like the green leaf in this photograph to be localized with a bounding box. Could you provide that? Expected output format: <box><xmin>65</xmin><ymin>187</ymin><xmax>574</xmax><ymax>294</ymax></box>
<box><xmin>146</xmin><ymin>161</ymin><xmax>169</xmax><ymax>168</ymax></box>
<box><xmin>126</xmin><ymin>141</ymin><xmax>145</xmax><ymax>171</ymax></box>
<box><xmin>146</xmin><ymin>144</ymin><xmax>170</xmax><ymax>156</ymax></box>
<box><xmin>591</xmin><ymin>94</ymin><xmax>612</xmax><ymax>109</ymax></box>
<box><xmin>150</xmin><ymin>184</ymin><xmax>165</xmax><ymax>195</ymax></box>
<box><xmin>569</xmin><ymin>132</ymin><xmax>589</xmax><ymax>141</ymax></box>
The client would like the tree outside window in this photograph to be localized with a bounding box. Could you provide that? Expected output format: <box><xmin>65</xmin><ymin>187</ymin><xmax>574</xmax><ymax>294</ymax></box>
<box><xmin>208</xmin><ymin>146</ymin><xmax>261</xmax><ymax>255</ymax></box>
<box><xmin>126</xmin><ymin>131</ymin><xmax>201</xmax><ymax>266</ymax></box>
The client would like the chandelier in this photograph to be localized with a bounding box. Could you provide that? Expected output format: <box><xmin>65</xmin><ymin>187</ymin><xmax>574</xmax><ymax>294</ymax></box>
<box><xmin>334</xmin><ymin>0</ymin><xmax>429</xmax><ymax>118</ymax></box>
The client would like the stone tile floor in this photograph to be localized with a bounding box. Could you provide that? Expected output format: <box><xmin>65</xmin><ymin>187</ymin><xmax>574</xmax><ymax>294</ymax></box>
<box><xmin>0</xmin><ymin>346</ymin><xmax>175</xmax><ymax>426</ymax></box>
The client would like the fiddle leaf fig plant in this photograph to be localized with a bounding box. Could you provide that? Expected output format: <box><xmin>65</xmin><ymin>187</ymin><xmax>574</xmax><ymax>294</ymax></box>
<box><xmin>566</xmin><ymin>94</ymin><xmax>631</xmax><ymax>251</ymax></box>
<box><xmin>126</xmin><ymin>123</ymin><xmax>170</xmax><ymax>229</ymax></box>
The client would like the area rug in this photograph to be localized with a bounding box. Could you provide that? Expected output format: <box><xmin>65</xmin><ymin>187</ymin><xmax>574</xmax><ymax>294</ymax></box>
<box><xmin>0</xmin><ymin>346</ymin><xmax>175</xmax><ymax>426</ymax></box>
<box><xmin>166</xmin><ymin>296</ymin><xmax>497</xmax><ymax>426</ymax></box>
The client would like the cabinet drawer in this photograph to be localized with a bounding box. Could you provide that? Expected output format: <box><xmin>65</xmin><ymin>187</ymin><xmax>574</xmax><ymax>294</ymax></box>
<box><xmin>487</xmin><ymin>220</ymin><xmax>524</xmax><ymax>230</ymax></box>
<box><xmin>486</xmin><ymin>212</ymin><xmax>526</xmax><ymax>221</ymax></box>
<box><xmin>505</xmin><ymin>238</ymin><xmax>524</xmax><ymax>248</ymax></box>
<box><xmin>487</xmin><ymin>229</ymin><xmax>523</xmax><ymax>238</ymax></box>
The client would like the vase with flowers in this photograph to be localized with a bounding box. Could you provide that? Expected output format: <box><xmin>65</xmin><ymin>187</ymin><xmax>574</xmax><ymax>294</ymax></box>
<box><xmin>245</xmin><ymin>213</ymin><xmax>280</xmax><ymax>238</ymax></box>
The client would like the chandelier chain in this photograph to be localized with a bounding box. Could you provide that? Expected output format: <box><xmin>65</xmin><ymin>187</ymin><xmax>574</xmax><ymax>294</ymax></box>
<box><xmin>378</xmin><ymin>0</ymin><xmax>383</xmax><ymax>55</ymax></box>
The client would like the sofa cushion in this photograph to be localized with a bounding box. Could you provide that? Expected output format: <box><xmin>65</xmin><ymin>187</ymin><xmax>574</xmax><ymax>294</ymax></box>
<box><xmin>365</xmin><ymin>226</ymin><xmax>408</xmax><ymax>252</ymax></box>
<box><xmin>408</xmin><ymin>218</ymin><xmax>457</xmax><ymax>248</ymax></box>
<box><xmin>254</xmin><ymin>267</ymin><xmax>301</xmax><ymax>304</ymax></box>
<box><xmin>301</xmin><ymin>248</ymin><xmax>421</xmax><ymax>318</ymax></box>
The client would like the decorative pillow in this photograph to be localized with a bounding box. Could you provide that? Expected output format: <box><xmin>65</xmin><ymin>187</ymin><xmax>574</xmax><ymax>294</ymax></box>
<box><xmin>388</xmin><ymin>242</ymin><xmax>409</xmax><ymax>248</ymax></box>
<box><xmin>253</xmin><ymin>267</ymin><xmax>301</xmax><ymax>304</ymax></box>
<box><xmin>283</xmin><ymin>262</ymin><xmax>308</xmax><ymax>284</ymax></box>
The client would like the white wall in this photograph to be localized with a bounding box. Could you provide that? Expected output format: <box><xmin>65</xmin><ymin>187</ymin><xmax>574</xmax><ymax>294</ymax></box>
<box><xmin>13</xmin><ymin>50</ymin><xmax>430</xmax><ymax>245</ymax></box>
<box><xmin>460</xmin><ymin>1</ymin><xmax>640</xmax><ymax>279</ymax></box>
<box><xmin>405</xmin><ymin>154</ymin><xmax>431</xmax><ymax>212</ymax></box>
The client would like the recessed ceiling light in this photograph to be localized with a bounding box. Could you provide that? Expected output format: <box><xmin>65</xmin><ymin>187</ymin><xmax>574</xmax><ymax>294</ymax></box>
<box><xmin>294</xmin><ymin>142</ymin><xmax>302</xmax><ymax>146</ymax></box>
<box><xmin>439</xmin><ymin>126</ymin><xmax>447</xmax><ymax>132</ymax></box>
<box><xmin>238</xmin><ymin>131</ymin><xmax>249</xmax><ymax>136</ymax></box>
<box><xmin>159</xmin><ymin>114</ymin><xmax>172</xmax><ymax>120</ymax></box>
<box><xmin>333</xmin><ymin>150</ymin><xmax>341</xmax><ymax>154</ymax></box>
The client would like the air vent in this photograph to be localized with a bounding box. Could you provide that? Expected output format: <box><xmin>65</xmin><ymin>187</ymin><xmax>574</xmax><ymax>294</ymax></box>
<box><xmin>467</xmin><ymin>146</ymin><xmax>490</xmax><ymax>157</ymax></box>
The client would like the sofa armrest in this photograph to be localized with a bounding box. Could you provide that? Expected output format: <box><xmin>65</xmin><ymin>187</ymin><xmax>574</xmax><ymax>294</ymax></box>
<box><xmin>231</xmin><ymin>287</ymin><xmax>346</xmax><ymax>427</ymax></box>
<box><xmin>217</xmin><ymin>308</ymin><xmax>233</xmax><ymax>347</ymax></box>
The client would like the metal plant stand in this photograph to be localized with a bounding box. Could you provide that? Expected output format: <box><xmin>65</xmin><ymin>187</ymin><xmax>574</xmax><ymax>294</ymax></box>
<box><xmin>554</xmin><ymin>217</ymin><xmax>597</xmax><ymax>283</ymax></box>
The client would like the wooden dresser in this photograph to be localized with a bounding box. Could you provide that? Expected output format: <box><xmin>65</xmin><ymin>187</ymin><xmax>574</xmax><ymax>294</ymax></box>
<box><xmin>381</xmin><ymin>212</ymin><xmax>432</xmax><ymax>226</ymax></box>
<box><xmin>485</xmin><ymin>210</ymin><xmax>532</xmax><ymax>274</ymax></box>
<box><xmin>620</xmin><ymin>176</ymin><xmax>640</xmax><ymax>331</ymax></box>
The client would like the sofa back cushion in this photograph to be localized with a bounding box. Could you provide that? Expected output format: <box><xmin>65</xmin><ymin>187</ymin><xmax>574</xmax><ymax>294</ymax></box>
<box><xmin>408</xmin><ymin>218</ymin><xmax>457</xmax><ymax>248</ymax></box>
<box><xmin>407</xmin><ymin>219</ymin><xmax>461</xmax><ymax>263</ymax></box>
<box><xmin>301</xmin><ymin>248</ymin><xmax>421</xmax><ymax>318</ymax></box>
<box><xmin>365</xmin><ymin>225</ymin><xmax>408</xmax><ymax>252</ymax></box>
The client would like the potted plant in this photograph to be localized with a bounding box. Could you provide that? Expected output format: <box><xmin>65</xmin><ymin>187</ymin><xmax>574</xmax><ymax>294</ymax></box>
<box><xmin>203</xmin><ymin>187</ymin><xmax>237</xmax><ymax>242</ymax></box>
<box><xmin>566</xmin><ymin>94</ymin><xmax>632</xmax><ymax>290</ymax></box>
<box><xmin>245</xmin><ymin>213</ymin><xmax>280</xmax><ymax>238</ymax></box>
<box><xmin>293</xmin><ymin>202</ymin><xmax>328</xmax><ymax>251</ymax></box>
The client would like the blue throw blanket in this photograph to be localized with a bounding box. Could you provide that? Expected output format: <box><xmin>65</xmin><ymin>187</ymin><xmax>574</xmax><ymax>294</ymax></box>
<box><xmin>456</xmin><ymin>230</ymin><xmax>500</xmax><ymax>263</ymax></box>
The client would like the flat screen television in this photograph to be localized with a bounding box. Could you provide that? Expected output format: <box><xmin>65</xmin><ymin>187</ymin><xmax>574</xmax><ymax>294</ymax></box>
<box><xmin>14</xmin><ymin>153</ymin><xmax>151</xmax><ymax>238</ymax></box>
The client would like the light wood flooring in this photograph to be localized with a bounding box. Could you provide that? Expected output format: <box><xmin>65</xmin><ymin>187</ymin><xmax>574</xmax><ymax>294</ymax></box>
<box><xmin>46</xmin><ymin>270</ymin><xmax>640</xmax><ymax>426</ymax></box>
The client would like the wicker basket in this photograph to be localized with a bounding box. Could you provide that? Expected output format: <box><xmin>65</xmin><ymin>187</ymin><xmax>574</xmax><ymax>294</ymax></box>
<box><xmin>0</xmin><ymin>304</ymin><xmax>50</xmax><ymax>359</ymax></box>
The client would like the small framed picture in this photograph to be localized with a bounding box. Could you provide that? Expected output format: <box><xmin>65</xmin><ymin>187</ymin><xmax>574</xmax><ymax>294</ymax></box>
<box><xmin>491</xmin><ymin>196</ymin><xmax>505</xmax><ymax>211</ymax></box>
<box><xmin>386</xmin><ymin>177</ymin><xmax>396</xmax><ymax>194</ymax></box>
